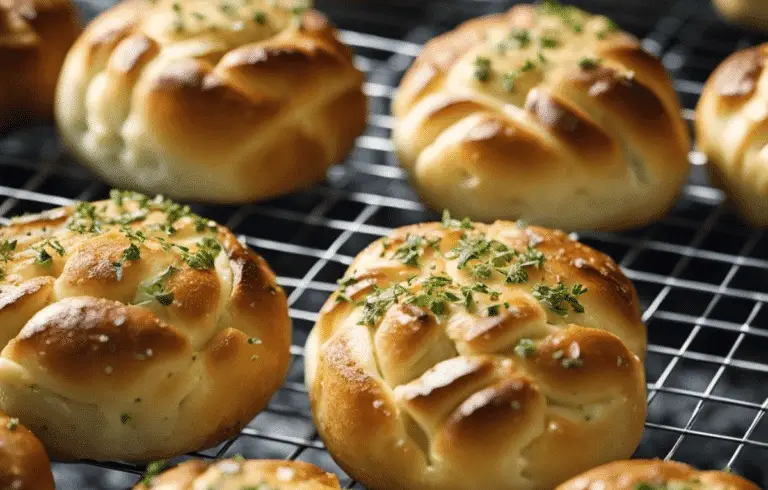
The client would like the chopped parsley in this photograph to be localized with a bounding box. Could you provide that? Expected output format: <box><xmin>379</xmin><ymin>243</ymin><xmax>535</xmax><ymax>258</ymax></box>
<box><xmin>520</xmin><ymin>60</ymin><xmax>536</xmax><ymax>71</ymax></box>
<box><xmin>597</xmin><ymin>18</ymin><xmax>619</xmax><ymax>39</ymax></box>
<box><xmin>486</xmin><ymin>304</ymin><xmax>502</xmax><ymax>316</ymax></box>
<box><xmin>473</xmin><ymin>56</ymin><xmax>492</xmax><ymax>81</ymax></box>
<box><xmin>561</xmin><ymin>357</ymin><xmax>583</xmax><ymax>369</ymax></box>
<box><xmin>33</xmin><ymin>239</ymin><xmax>65</xmax><ymax>268</ymax></box>
<box><xmin>405</xmin><ymin>275</ymin><xmax>460</xmax><ymax>316</ymax></box>
<box><xmin>68</xmin><ymin>202</ymin><xmax>102</xmax><ymax>233</ymax></box>
<box><xmin>497</xmin><ymin>247</ymin><xmax>545</xmax><ymax>284</ymax></box>
<box><xmin>0</xmin><ymin>239</ymin><xmax>17</xmax><ymax>280</ymax></box>
<box><xmin>182</xmin><ymin>237</ymin><xmax>222</xmax><ymax>270</ymax></box>
<box><xmin>336</xmin><ymin>276</ymin><xmax>358</xmax><ymax>303</ymax></box>
<box><xmin>120</xmin><ymin>413</ymin><xmax>131</xmax><ymax>424</ymax></box>
<box><xmin>140</xmin><ymin>460</ymin><xmax>167</xmax><ymax>487</ymax></box>
<box><xmin>441</xmin><ymin>210</ymin><xmax>473</xmax><ymax>230</ymax></box>
<box><xmin>253</xmin><ymin>10</ymin><xmax>266</xmax><ymax>24</ymax></box>
<box><xmin>391</xmin><ymin>234</ymin><xmax>439</xmax><ymax>267</ymax></box>
<box><xmin>503</xmin><ymin>73</ymin><xmax>517</xmax><ymax>92</ymax></box>
<box><xmin>514</xmin><ymin>338</ymin><xmax>537</xmax><ymax>358</ymax></box>
<box><xmin>448</xmin><ymin>235</ymin><xmax>514</xmax><ymax>281</ymax></box>
<box><xmin>578</xmin><ymin>57</ymin><xmax>601</xmax><ymax>70</ymax></box>
<box><xmin>539</xmin><ymin>36</ymin><xmax>559</xmax><ymax>48</ymax></box>
<box><xmin>138</xmin><ymin>266</ymin><xmax>178</xmax><ymax>307</ymax></box>
<box><xmin>532</xmin><ymin>282</ymin><xmax>587</xmax><ymax>316</ymax></box>
<box><xmin>509</xmin><ymin>28</ymin><xmax>531</xmax><ymax>47</ymax></box>
<box><xmin>6</xmin><ymin>417</ymin><xmax>18</xmax><ymax>431</ymax></box>
<box><xmin>357</xmin><ymin>283</ymin><xmax>409</xmax><ymax>326</ymax></box>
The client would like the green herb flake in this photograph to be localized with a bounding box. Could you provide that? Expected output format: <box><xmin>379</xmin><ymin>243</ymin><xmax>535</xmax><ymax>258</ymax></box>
<box><xmin>6</xmin><ymin>417</ymin><xmax>18</xmax><ymax>431</ymax></box>
<box><xmin>253</xmin><ymin>10</ymin><xmax>267</xmax><ymax>24</ymax></box>
<box><xmin>514</xmin><ymin>338</ymin><xmax>537</xmax><ymax>358</ymax></box>
<box><xmin>441</xmin><ymin>210</ymin><xmax>473</xmax><ymax>230</ymax></box>
<box><xmin>561</xmin><ymin>357</ymin><xmax>583</xmax><ymax>369</ymax></box>
<box><xmin>503</xmin><ymin>73</ymin><xmax>516</xmax><ymax>92</ymax></box>
<box><xmin>473</xmin><ymin>56</ymin><xmax>492</xmax><ymax>82</ymax></box>
<box><xmin>520</xmin><ymin>60</ymin><xmax>536</xmax><ymax>71</ymax></box>
<box><xmin>539</xmin><ymin>36</ymin><xmax>559</xmax><ymax>49</ymax></box>
<box><xmin>578</xmin><ymin>57</ymin><xmax>600</xmax><ymax>70</ymax></box>
<box><xmin>184</xmin><ymin>237</ymin><xmax>222</xmax><ymax>270</ymax></box>
<box><xmin>247</xmin><ymin>337</ymin><xmax>262</xmax><ymax>345</ymax></box>
<box><xmin>509</xmin><ymin>28</ymin><xmax>530</xmax><ymax>47</ymax></box>
<box><xmin>139</xmin><ymin>266</ymin><xmax>178</xmax><ymax>307</ymax></box>
<box><xmin>120</xmin><ymin>413</ymin><xmax>131</xmax><ymax>424</ymax></box>
<box><xmin>0</xmin><ymin>239</ymin><xmax>17</xmax><ymax>280</ymax></box>
<box><xmin>533</xmin><ymin>282</ymin><xmax>588</xmax><ymax>316</ymax></box>
<box><xmin>487</xmin><ymin>304</ymin><xmax>501</xmax><ymax>316</ymax></box>
<box><xmin>357</xmin><ymin>284</ymin><xmax>409</xmax><ymax>326</ymax></box>
<box><xmin>140</xmin><ymin>460</ymin><xmax>167</xmax><ymax>487</ymax></box>
<box><xmin>392</xmin><ymin>234</ymin><xmax>439</xmax><ymax>267</ymax></box>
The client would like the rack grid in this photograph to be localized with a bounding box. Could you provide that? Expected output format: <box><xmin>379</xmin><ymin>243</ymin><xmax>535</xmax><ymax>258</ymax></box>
<box><xmin>1</xmin><ymin>0</ymin><xmax>768</xmax><ymax>487</ymax></box>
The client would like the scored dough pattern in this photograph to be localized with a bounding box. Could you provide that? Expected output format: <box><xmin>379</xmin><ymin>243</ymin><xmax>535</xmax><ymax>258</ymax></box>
<box><xmin>0</xmin><ymin>193</ymin><xmax>290</xmax><ymax>461</ymax></box>
<box><xmin>306</xmin><ymin>221</ymin><xmax>648</xmax><ymax>490</ymax></box>
<box><xmin>392</xmin><ymin>4</ymin><xmax>690</xmax><ymax>230</ymax></box>
<box><xmin>55</xmin><ymin>0</ymin><xmax>365</xmax><ymax>202</ymax></box>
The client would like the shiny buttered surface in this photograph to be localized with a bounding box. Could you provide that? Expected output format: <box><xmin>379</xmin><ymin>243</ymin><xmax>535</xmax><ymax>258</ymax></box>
<box><xmin>0</xmin><ymin>191</ymin><xmax>291</xmax><ymax>461</ymax></box>
<box><xmin>697</xmin><ymin>43</ymin><xmax>768</xmax><ymax>226</ymax></box>
<box><xmin>0</xmin><ymin>412</ymin><xmax>55</xmax><ymax>490</ymax></box>
<box><xmin>133</xmin><ymin>459</ymin><xmax>341</xmax><ymax>489</ymax></box>
<box><xmin>55</xmin><ymin>0</ymin><xmax>366</xmax><ymax>203</ymax></box>
<box><xmin>556</xmin><ymin>459</ymin><xmax>761</xmax><ymax>490</ymax></box>
<box><xmin>392</xmin><ymin>3</ymin><xmax>689</xmax><ymax>231</ymax></box>
<box><xmin>713</xmin><ymin>0</ymin><xmax>768</xmax><ymax>31</ymax></box>
<box><xmin>0</xmin><ymin>0</ymin><xmax>80</xmax><ymax>129</ymax></box>
<box><xmin>305</xmin><ymin>218</ymin><xmax>647</xmax><ymax>490</ymax></box>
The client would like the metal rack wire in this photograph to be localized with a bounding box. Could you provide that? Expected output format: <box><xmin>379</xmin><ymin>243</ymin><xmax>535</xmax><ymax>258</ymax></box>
<box><xmin>1</xmin><ymin>0</ymin><xmax>767</xmax><ymax>487</ymax></box>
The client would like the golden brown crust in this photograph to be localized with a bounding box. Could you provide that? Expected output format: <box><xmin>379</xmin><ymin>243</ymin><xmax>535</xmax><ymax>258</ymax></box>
<box><xmin>393</xmin><ymin>4</ymin><xmax>689</xmax><ymax>231</ymax></box>
<box><xmin>0</xmin><ymin>0</ymin><xmax>80</xmax><ymax>129</ymax></box>
<box><xmin>133</xmin><ymin>459</ymin><xmax>342</xmax><ymax>489</ymax></box>
<box><xmin>0</xmin><ymin>191</ymin><xmax>291</xmax><ymax>461</ymax></box>
<box><xmin>697</xmin><ymin>43</ymin><xmax>768</xmax><ymax>225</ymax></box>
<box><xmin>0</xmin><ymin>412</ymin><xmax>54</xmax><ymax>490</ymax></box>
<box><xmin>55</xmin><ymin>0</ymin><xmax>366</xmax><ymax>203</ymax></box>
<box><xmin>305</xmin><ymin>220</ymin><xmax>647</xmax><ymax>490</ymax></box>
<box><xmin>714</xmin><ymin>0</ymin><xmax>768</xmax><ymax>31</ymax></box>
<box><xmin>556</xmin><ymin>459</ymin><xmax>760</xmax><ymax>490</ymax></box>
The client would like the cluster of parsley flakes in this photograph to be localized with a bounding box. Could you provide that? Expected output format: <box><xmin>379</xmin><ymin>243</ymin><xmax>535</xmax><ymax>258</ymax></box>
<box><xmin>337</xmin><ymin>210</ymin><xmax>588</xmax><ymax>331</ymax></box>
<box><xmin>157</xmin><ymin>0</ymin><xmax>308</xmax><ymax>34</ymax></box>
<box><xmin>0</xmin><ymin>190</ymin><xmax>225</xmax><ymax>309</ymax></box>
<box><xmin>472</xmin><ymin>0</ymin><xmax>617</xmax><ymax>91</ymax></box>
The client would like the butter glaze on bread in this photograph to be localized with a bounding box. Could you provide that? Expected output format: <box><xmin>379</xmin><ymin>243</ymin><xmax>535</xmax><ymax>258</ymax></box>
<box><xmin>0</xmin><ymin>191</ymin><xmax>291</xmax><ymax>461</ymax></box>
<box><xmin>305</xmin><ymin>219</ymin><xmax>647</xmax><ymax>490</ymax></box>
<box><xmin>393</xmin><ymin>3</ymin><xmax>689</xmax><ymax>231</ymax></box>
<box><xmin>133</xmin><ymin>459</ymin><xmax>341</xmax><ymax>489</ymax></box>
<box><xmin>696</xmin><ymin>43</ymin><xmax>768</xmax><ymax>225</ymax></box>
<box><xmin>0</xmin><ymin>412</ymin><xmax>54</xmax><ymax>490</ymax></box>
<box><xmin>55</xmin><ymin>0</ymin><xmax>366</xmax><ymax>203</ymax></box>
<box><xmin>556</xmin><ymin>459</ymin><xmax>760</xmax><ymax>490</ymax></box>
<box><xmin>0</xmin><ymin>0</ymin><xmax>80</xmax><ymax>129</ymax></box>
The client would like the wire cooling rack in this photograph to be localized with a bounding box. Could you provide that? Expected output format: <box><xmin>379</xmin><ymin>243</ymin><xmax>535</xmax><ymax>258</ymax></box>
<box><xmin>0</xmin><ymin>0</ymin><xmax>767</xmax><ymax>487</ymax></box>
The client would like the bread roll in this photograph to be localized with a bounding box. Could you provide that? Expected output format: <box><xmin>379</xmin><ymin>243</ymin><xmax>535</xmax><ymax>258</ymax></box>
<box><xmin>696</xmin><ymin>44</ymin><xmax>768</xmax><ymax>225</ymax></box>
<box><xmin>556</xmin><ymin>459</ymin><xmax>760</xmax><ymax>490</ymax></box>
<box><xmin>0</xmin><ymin>0</ymin><xmax>80</xmax><ymax>129</ymax></box>
<box><xmin>0</xmin><ymin>190</ymin><xmax>291</xmax><ymax>461</ymax></box>
<box><xmin>0</xmin><ymin>411</ymin><xmax>54</xmax><ymax>490</ymax></box>
<box><xmin>392</xmin><ymin>3</ymin><xmax>690</xmax><ymax>231</ymax></box>
<box><xmin>133</xmin><ymin>459</ymin><xmax>341</xmax><ymax>489</ymax></box>
<box><xmin>305</xmin><ymin>218</ymin><xmax>647</xmax><ymax>490</ymax></box>
<box><xmin>714</xmin><ymin>0</ymin><xmax>768</xmax><ymax>31</ymax></box>
<box><xmin>55</xmin><ymin>0</ymin><xmax>366</xmax><ymax>203</ymax></box>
